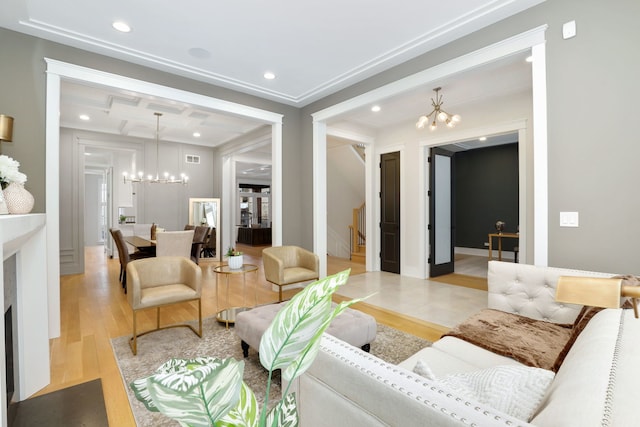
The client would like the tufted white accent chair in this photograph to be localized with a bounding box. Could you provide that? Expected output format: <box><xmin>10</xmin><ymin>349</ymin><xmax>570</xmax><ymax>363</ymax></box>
<box><xmin>487</xmin><ymin>260</ymin><xmax>616</xmax><ymax>324</ymax></box>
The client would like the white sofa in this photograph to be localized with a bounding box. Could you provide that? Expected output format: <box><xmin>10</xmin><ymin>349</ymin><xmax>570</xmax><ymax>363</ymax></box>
<box><xmin>288</xmin><ymin>261</ymin><xmax>640</xmax><ymax>426</ymax></box>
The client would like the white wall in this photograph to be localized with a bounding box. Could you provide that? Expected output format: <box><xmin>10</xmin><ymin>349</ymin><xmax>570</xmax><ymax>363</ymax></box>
<box><xmin>327</xmin><ymin>144</ymin><xmax>365</xmax><ymax>258</ymax></box>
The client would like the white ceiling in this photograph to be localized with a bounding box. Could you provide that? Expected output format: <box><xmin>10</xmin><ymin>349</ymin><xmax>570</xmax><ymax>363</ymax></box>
<box><xmin>1</xmin><ymin>0</ymin><xmax>540</xmax><ymax>178</ymax></box>
<box><xmin>1</xmin><ymin>0</ymin><xmax>542</xmax><ymax>106</ymax></box>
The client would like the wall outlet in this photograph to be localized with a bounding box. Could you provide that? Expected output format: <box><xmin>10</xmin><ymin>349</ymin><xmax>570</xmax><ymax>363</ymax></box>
<box><xmin>560</xmin><ymin>211</ymin><xmax>579</xmax><ymax>227</ymax></box>
<box><xmin>483</xmin><ymin>242</ymin><xmax>489</xmax><ymax>247</ymax></box>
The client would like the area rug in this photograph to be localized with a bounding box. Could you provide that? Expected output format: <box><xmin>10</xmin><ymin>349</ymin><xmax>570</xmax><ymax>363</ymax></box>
<box><xmin>111</xmin><ymin>317</ymin><xmax>431</xmax><ymax>426</ymax></box>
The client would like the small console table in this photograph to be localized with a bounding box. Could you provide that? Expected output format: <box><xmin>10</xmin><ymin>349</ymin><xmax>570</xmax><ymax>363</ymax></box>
<box><xmin>213</xmin><ymin>264</ymin><xmax>259</xmax><ymax>328</ymax></box>
<box><xmin>488</xmin><ymin>232</ymin><xmax>519</xmax><ymax>261</ymax></box>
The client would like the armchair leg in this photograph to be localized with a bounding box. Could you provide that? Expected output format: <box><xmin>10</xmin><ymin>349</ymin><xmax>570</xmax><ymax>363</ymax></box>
<box><xmin>130</xmin><ymin>310</ymin><xmax>138</xmax><ymax>355</ymax></box>
<box><xmin>129</xmin><ymin>298</ymin><xmax>202</xmax><ymax>356</ymax></box>
<box><xmin>197</xmin><ymin>299</ymin><xmax>202</xmax><ymax>337</ymax></box>
<box><xmin>278</xmin><ymin>286</ymin><xmax>283</xmax><ymax>302</ymax></box>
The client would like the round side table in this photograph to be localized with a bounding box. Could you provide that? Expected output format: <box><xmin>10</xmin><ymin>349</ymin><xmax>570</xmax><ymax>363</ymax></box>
<box><xmin>213</xmin><ymin>264</ymin><xmax>258</xmax><ymax>328</ymax></box>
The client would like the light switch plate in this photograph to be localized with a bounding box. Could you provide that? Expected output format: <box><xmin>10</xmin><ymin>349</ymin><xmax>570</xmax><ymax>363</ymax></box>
<box><xmin>560</xmin><ymin>211</ymin><xmax>579</xmax><ymax>227</ymax></box>
<box><xmin>563</xmin><ymin>20</ymin><xmax>576</xmax><ymax>39</ymax></box>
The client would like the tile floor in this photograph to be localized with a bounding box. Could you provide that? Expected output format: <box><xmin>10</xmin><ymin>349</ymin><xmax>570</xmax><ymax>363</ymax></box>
<box><xmin>336</xmin><ymin>255</ymin><xmax>490</xmax><ymax>328</ymax></box>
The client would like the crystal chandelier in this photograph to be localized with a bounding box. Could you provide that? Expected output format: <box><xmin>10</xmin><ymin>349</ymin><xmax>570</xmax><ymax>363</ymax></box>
<box><xmin>123</xmin><ymin>112</ymin><xmax>188</xmax><ymax>184</ymax></box>
<box><xmin>415</xmin><ymin>87</ymin><xmax>461</xmax><ymax>131</ymax></box>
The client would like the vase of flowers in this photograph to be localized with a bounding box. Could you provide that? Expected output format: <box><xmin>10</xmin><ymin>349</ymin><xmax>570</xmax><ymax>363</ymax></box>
<box><xmin>226</xmin><ymin>247</ymin><xmax>243</xmax><ymax>269</ymax></box>
<box><xmin>0</xmin><ymin>155</ymin><xmax>32</xmax><ymax>214</ymax></box>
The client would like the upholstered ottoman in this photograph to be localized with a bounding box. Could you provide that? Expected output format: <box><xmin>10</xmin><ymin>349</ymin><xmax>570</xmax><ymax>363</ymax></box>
<box><xmin>235</xmin><ymin>301</ymin><xmax>377</xmax><ymax>356</ymax></box>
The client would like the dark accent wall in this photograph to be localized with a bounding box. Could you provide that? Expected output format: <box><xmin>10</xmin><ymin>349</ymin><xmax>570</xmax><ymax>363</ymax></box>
<box><xmin>455</xmin><ymin>143</ymin><xmax>518</xmax><ymax>250</ymax></box>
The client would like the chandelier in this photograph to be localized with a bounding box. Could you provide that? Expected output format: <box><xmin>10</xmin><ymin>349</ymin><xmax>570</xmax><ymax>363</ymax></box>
<box><xmin>123</xmin><ymin>112</ymin><xmax>188</xmax><ymax>184</ymax></box>
<box><xmin>415</xmin><ymin>87</ymin><xmax>461</xmax><ymax>131</ymax></box>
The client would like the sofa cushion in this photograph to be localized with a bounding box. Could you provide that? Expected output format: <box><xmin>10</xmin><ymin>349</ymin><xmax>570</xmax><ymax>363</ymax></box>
<box><xmin>399</xmin><ymin>337</ymin><xmax>523</xmax><ymax>377</ymax></box>
<box><xmin>532</xmin><ymin>309</ymin><xmax>640</xmax><ymax>426</ymax></box>
<box><xmin>436</xmin><ymin>365</ymin><xmax>555</xmax><ymax>422</ymax></box>
<box><xmin>488</xmin><ymin>261</ymin><xmax>614</xmax><ymax>324</ymax></box>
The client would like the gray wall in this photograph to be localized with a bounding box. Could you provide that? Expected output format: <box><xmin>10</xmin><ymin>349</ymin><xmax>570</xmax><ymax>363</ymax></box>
<box><xmin>302</xmin><ymin>0</ymin><xmax>640</xmax><ymax>273</ymax></box>
<box><xmin>0</xmin><ymin>27</ymin><xmax>304</xmax><ymax>248</ymax></box>
<box><xmin>83</xmin><ymin>173</ymin><xmax>102</xmax><ymax>246</ymax></box>
<box><xmin>2</xmin><ymin>0</ymin><xmax>640</xmax><ymax>274</ymax></box>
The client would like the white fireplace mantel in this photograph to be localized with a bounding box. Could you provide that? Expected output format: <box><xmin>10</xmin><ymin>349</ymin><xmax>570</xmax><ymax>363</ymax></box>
<box><xmin>0</xmin><ymin>214</ymin><xmax>51</xmax><ymax>427</ymax></box>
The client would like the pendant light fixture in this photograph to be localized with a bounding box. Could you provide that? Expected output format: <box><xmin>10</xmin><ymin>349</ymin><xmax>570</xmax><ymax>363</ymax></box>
<box><xmin>123</xmin><ymin>112</ymin><xmax>188</xmax><ymax>184</ymax></box>
<box><xmin>415</xmin><ymin>87</ymin><xmax>461</xmax><ymax>131</ymax></box>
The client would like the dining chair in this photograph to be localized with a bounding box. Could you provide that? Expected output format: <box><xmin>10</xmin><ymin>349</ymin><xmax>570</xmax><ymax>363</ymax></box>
<box><xmin>126</xmin><ymin>256</ymin><xmax>202</xmax><ymax>355</ymax></box>
<box><xmin>109</xmin><ymin>228</ymin><xmax>152</xmax><ymax>293</ymax></box>
<box><xmin>201</xmin><ymin>227</ymin><xmax>216</xmax><ymax>258</ymax></box>
<box><xmin>155</xmin><ymin>230</ymin><xmax>194</xmax><ymax>258</ymax></box>
<box><xmin>191</xmin><ymin>226</ymin><xmax>210</xmax><ymax>264</ymax></box>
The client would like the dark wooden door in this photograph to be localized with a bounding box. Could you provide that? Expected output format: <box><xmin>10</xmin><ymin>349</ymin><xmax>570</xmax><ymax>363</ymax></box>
<box><xmin>380</xmin><ymin>151</ymin><xmax>400</xmax><ymax>273</ymax></box>
<box><xmin>429</xmin><ymin>147</ymin><xmax>455</xmax><ymax>277</ymax></box>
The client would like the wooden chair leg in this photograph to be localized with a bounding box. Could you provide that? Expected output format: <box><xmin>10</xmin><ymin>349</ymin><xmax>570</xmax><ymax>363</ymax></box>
<box><xmin>131</xmin><ymin>310</ymin><xmax>138</xmax><ymax>355</ymax></box>
<box><xmin>156</xmin><ymin>307</ymin><xmax>161</xmax><ymax>329</ymax></box>
<box><xmin>278</xmin><ymin>286</ymin><xmax>283</xmax><ymax>302</ymax></box>
<box><xmin>197</xmin><ymin>299</ymin><xmax>202</xmax><ymax>336</ymax></box>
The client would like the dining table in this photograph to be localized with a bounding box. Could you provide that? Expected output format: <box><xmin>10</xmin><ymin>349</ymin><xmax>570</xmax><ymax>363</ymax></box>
<box><xmin>124</xmin><ymin>235</ymin><xmax>205</xmax><ymax>257</ymax></box>
<box><xmin>124</xmin><ymin>235</ymin><xmax>156</xmax><ymax>255</ymax></box>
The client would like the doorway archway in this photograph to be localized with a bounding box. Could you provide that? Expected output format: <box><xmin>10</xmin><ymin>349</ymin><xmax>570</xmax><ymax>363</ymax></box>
<box><xmin>44</xmin><ymin>59</ymin><xmax>284</xmax><ymax>306</ymax></box>
<box><xmin>312</xmin><ymin>26</ymin><xmax>548</xmax><ymax>278</ymax></box>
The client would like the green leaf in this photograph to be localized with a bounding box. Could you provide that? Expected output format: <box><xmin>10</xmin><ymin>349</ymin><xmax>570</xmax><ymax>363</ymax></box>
<box><xmin>259</xmin><ymin>269</ymin><xmax>354</xmax><ymax>381</ymax></box>
<box><xmin>266</xmin><ymin>393</ymin><xmax>298</xmax><ymax>427</ymax></box>
<box><xmin>215</xmin><ymin>382</ymin><xmax>258</xmax><ymax>427</ymax></box>
<box><xmin>131</xmin><ymin>357</ymin><xmax>244</xmax><ymax>426</ymax></box>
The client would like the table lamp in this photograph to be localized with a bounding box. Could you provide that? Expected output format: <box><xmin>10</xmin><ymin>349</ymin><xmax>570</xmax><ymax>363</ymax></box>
<box><xmin>0</xmin><ymin>115</ymin><xmax>14</xmax><ymax>154</ymax></box>
<box><xmin>556</xmin><ymin>276</ymin><xmax>640</xmax><ymax>318</ymax></box>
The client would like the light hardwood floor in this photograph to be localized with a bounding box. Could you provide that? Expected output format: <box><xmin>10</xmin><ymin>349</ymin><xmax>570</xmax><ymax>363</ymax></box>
<box><xmin>45</xmin><ymin>244</ymin><xmax>453</xmax><ymax>426</ymax></box>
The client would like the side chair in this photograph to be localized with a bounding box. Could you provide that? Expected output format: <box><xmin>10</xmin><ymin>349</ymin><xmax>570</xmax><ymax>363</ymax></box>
<box><xmin>110</xmin><ymin>228</ymin><xmax>152</xmax><ymax>293</ymax></box>
<box><xmin>126</xmin><ymin>256</ymin><xmax>202</xmax><ymax>355</ymax></box>
<box><xmin>262</xmin><ymin>245</ymin><xmax>320</xmax><ymax>302</ymax></box>
<box><xmin>155</xmin><ymin>230</ymin><xmax>194</xmax><ymax>258</ymax></box>
<box><xmin>191</xmin><ymin>226</ymin><xmax>210</xmax><ymax>264</ymax></box>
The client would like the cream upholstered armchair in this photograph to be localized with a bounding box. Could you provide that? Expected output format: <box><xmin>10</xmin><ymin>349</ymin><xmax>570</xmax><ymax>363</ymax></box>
<box><xmin>262</xmin><ymin>246</ymin><xmax>319</xmax><ymax>302</ymax></box>
<box><xmin>126</xmin><ymin>256</ymin><xmax>202</xmax><ymax>355</ymax></box>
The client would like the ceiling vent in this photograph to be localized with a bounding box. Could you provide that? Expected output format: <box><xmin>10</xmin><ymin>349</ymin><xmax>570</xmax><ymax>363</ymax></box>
<box><xmin>185</xmin><ymin>154</ymin><xmax>200</xmax><ymax>164</ymax></box>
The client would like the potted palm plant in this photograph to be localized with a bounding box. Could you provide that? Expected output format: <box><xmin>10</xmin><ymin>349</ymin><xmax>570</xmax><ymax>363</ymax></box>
<box><xmin>131</xmin><ymin>268</ymin><xmax>357</xmax><ymax>426</ymax></box>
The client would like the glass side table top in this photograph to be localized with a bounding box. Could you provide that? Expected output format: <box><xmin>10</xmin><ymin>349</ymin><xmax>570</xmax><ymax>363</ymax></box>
<box><xmin>213</xmin><ymin>264</ymin><xmax>258</xmax><ymax>274</ymax></box>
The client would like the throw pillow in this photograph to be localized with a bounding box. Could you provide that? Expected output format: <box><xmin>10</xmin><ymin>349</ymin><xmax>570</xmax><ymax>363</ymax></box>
<box><xmin>437</xmin><ymin>365</ymin><xmax>554</xmax><ymax>422</ymax></box>
<box><xmin>412</xmin><ymin>359</ymin><xmax>436</xmax><ymax>380</ymax></box>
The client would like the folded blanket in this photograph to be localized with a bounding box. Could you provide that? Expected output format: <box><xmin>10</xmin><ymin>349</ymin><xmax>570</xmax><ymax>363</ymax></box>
<box><xmin>443</xmin><ymin>309</ymin><xmax>572</xmax><ymax>372</ymax></box>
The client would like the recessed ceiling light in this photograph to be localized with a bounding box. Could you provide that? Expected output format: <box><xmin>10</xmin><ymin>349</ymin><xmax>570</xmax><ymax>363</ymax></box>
<box><xmin>193</xmin><ymin>132</ymin><xmax>201</xmax><ymax>138</ymax></box>
<box><xmin>371</xmin><ymin>105</ymin><xmax>381</xmax><ymax>112</ymax></box>
<box><xmin>479</xmin><ymin>136</ymin><xmax>487</xmax><ymax>141</ymax></box>
<box><xmin>112</xmin><ymin>21</ymin><xmax>131</xmax><ymax>33</ymax></box>
<box><xmin>79</xmin><ymin>114</ymin><xmax>90</xmax><ymax>121</ymax></box>
<box><xmin>264</xmin><ymin>71</ymin><xmax>276</xmax><ymax>80</ymax></box>
<box><xmin>525</xmin><ymin>56</ymin><xmax>533</xmax><ymax>63</ymax></box>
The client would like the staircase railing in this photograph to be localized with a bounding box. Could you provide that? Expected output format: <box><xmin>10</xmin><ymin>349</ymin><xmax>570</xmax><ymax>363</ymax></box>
<box><xmin>348</xmin><ymin>203</ymin><xmax>365</xmax><ymax>259</ymax></box>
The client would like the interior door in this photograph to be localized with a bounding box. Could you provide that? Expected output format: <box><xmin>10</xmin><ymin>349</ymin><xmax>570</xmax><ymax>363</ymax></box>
<box><xmin>429</xmin><ymin>147</ymin><xmax>455</xmax><ymax>277</ymax></box>
<box><xmin>380</xmin><ymin>151</ymin><xmax>400</xmax><ymax>273</ymax></box>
